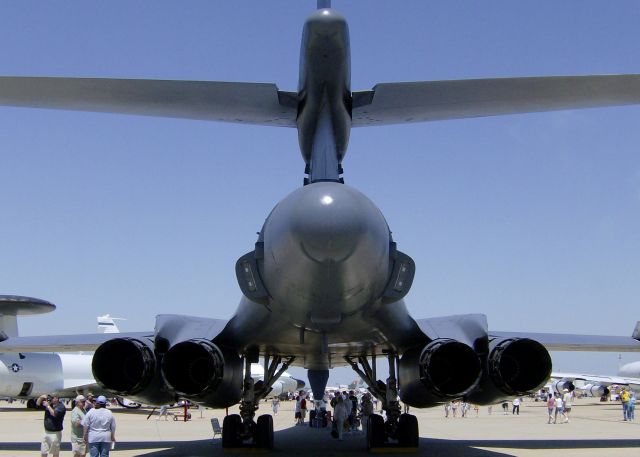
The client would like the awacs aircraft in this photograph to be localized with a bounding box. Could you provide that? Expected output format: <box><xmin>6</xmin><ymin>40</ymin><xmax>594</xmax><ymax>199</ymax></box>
<box><xmin>2</xmin><ymin>1</ymin><xmax>640</xmax><ymax>450</ymax></box>
<box><xmin>0</xmin><ymin>296</ymin><xmax>121</xmax><ymax>406</ymax></box>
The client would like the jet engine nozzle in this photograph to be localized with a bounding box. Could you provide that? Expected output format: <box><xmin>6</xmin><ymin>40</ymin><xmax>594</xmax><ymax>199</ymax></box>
<box><xmin>92</xmin><ymin>337</ymin><xmax>156</xmax><ymax>395</ymax></box>
<box><xmin>419</xmin><ymin>339</ymin><xmax>482</xmax><ymax>397</ymax></box>
<box><xmin>487</xmin><ymin>338</ymin><xmax>552</xmax><ymax>396</ymax></box>
<box><xmin>399</xmin><ymin>339</ymin><xmax>481</xmax><ymax>407</ymax></box>
<box><xmin>162</xmin><ymin>339</ymin><xmax>224</xmax><ymax>396</ymax></box>
<box><xmin>161</xmin><ymin>339</ymin><xmax>243</xmax><ymax>407</ymax></box>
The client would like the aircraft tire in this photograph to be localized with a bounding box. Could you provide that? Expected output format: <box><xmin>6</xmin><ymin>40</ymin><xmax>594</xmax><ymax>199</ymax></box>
<box><xmin>26</xmin><ymin>398</ymin><xmax>37</xmax><ymax>409</ymax></box>
<box><xmin>397</xmin><ymin>413</ymin><xmax>419</xmax><ymax>448</ymax></box>
<box><xmin>255</xmin><ymin>414</ymin><xmax>274</xmax><ymax>449</ymax></box>
<box><xmin>367</xmin><ymin>414</ymin><xmax>385</xmax><ymax>449</ymax></box>
<box><xmin>222</xmin><ymin>414</ymin><xmax>242</xmax><ymax>448</ymax></box>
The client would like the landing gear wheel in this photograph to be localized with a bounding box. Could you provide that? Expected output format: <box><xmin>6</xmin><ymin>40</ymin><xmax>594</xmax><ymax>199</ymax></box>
<box><xmin>367</xmin><ymin>414</ymin><xmax>385</xmax><ymax>449</ymax></box>
<box><xmin>222</xmin><ymin>414</ymin><xmax>242</xmax><ymax>448</ymax></box>
<box><xmin>255</xmin><ymin>414</ymin><xmax>274</xmax><ymax>449</ymax></box>
<box><xmin>397</xmin><ymin>413</ymin><xmax>419</xmax><ymax>448</ymax></box>
<box><xmin>26</xmin><ymin>398</ymin><xmax>37</xmax><ymax>409</ymax></box>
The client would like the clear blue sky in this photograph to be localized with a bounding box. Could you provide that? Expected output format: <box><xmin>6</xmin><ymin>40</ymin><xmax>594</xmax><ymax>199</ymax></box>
<box><xmin>1</xmin><ymin>1</ymin><xmax>639</xmax><ymax>385</ymax></box>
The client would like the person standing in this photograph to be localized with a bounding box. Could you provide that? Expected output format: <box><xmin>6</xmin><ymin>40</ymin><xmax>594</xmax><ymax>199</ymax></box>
<box><xmin>271</xmin><ymin>396</ymin><xmax>280</xmax><ymax>415</ymax></box>
<box><xmin>333</xmin><ymin>396</ymin><xmax>350</xmax><ymax>441</ymax></box>
<box><xmin>294</xmin><ymin>394</ymin><xmax>302</xmax><ymax>425</ymax></box>
<box><xmin>360</xmin><ymin>393</ymin><xmax>374</xmax><ymax>434</ymax></box>
<box><xmin>628</xmin><ymin>391</ymin><xmax>636</xmax><ymax>421</ymax></box>
<box><xmin>299</xmin><ymin>391</ymin><xmax>308</xmax><ymax>425</ymax></box>
<box><xmin>546</xmin><ymin>392</ymin><xmax>556</xmax><ymax>424</ymax></box>
<box><xmin>70</xmin><ymin>395</ymin><xmax>87</xmax><ymax>457</ymax></box>
<box><xmin>512</xmin><ymin>397</ymin><xmax>521</xmax><ymax>415</ymax></box>
<box><xmin>554</xmin><ymin>393</ymin><xmax>563</xmax><ymax>424</ymax></box>
<box><xmin>620</xmin><ymin>388</ymin><xmax>630</xmax><ymax>421</ymax></box>
<box><xmin>82</xmin><ymin>395</ymin><xmax>116</xmax><ymax>457</ymax></box>
<box><xmin>562</xmin><ymin>389</ymin><xmax>572</xmax><ymax>423</ymax></box>
<box><xmin>37</xmin><ymin>394</ymin><xmax>66</xmax><ymax>457</ymax></box>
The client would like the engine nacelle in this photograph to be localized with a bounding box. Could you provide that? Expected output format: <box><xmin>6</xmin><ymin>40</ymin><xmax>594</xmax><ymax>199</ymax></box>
<box><xmin>399</xmin><ymin>339</ymin><xmax>481</xmax><ymax>407</ymax></box>
<box><xmin>551</xmin><ymin>379</ymin><xmax>575</xmax><ymax>394</ymax></box>
<box><xmin>467</xmin><ymin>337</ymin><xmax>552</xmax><ymax>404</ymax></box>
<box><xmin>92</xmin><ymin>337</ymin><xmax>174</xmax><ymax>405</ymax></box>
<box><xmin>161</xmin><ymin>339</ymin><xmax>242</xmax><ymax>408</ymax></box>
<box><xmin>579</xmin><ymin>383</ymin><xmax>608</xmax><ymax>397</ymax></box>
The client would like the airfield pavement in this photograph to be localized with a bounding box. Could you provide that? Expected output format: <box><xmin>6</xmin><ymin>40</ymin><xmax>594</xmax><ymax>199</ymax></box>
<box><xmin>0</xmin><ymin>398</ymin><xmax>638</xmax><ymax>457</ymax></box>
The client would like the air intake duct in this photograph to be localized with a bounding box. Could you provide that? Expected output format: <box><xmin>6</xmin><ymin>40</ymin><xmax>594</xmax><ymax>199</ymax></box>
<box><xmin>399</xmin><ymin>339</ymin><xmax>481</xmax><ymax>407</ymax></box>
<box><xmin>92</xmin><ymin>337</ymin><xmax>174</xmax><ymax>405</ymax></box>
<box><xmin>161</xmin><ymin>339</ymin><xmax>242</xmax><ymax>407</ymax></box>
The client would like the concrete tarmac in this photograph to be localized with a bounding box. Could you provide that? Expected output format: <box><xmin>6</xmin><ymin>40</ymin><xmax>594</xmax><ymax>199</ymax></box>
<box><xmin>0</xmin><ymin>398</ymin><xmax>638</xmax><ymax>457</ymax></box>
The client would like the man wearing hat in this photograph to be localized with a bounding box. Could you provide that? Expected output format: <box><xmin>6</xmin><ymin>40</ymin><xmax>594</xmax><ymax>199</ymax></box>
<box><xmin>82</xmin><ymin>395</ymin><xmax>116</xmax><ymax>457</ymax></box>
<box><xmin>71</xmin><ymin>395</ymin><xmax>87</xmax><ymax>457</ymax></box>
<box><xmin>36</xmin><ymin>393</ymin><xmax>66</xmax><ymax>457</ymax></box>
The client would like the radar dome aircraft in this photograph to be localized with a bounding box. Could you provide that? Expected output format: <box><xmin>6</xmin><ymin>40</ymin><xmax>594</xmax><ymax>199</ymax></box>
<box><xmin>2</xmin><ymin>0</ymin><xmax>640</xmax><ymax>450</ymax></box>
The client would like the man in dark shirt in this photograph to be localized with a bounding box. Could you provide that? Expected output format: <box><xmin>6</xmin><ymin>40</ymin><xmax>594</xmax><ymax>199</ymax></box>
<box><xmin>36</xmin><ymin>394</ymin><xmax>66</xmax><ymax>457</ymax></box>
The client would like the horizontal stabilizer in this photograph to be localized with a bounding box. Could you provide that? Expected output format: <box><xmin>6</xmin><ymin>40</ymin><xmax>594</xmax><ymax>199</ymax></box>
<box><xmin>0</xmin><ymin>77</ymin><xmax>298</xmax><ymax>127</ymax></box>
<box><xmin>352</xmin><ymin>75</ymin><xmax>640</xmax><ymax>126</ymax></box>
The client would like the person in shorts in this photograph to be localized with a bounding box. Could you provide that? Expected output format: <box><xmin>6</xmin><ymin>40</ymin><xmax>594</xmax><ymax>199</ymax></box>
<box><xmin>71</xmin><ymin>395</ymin><xmax>87</xmax><ymax>456</ymax></box>
<box><xmin>36</xmin><ymin>394</ymin><xmax>66</xmax><ymax>457</ymax></box>
<box><xmin>554</xmin><ymin>393</ymin><xmax>564</xmax><ymax>424</ymax></box>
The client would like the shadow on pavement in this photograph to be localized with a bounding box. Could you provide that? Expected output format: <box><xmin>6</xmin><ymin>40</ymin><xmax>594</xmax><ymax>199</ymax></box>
<box><xmin>2</xmin><ymin>425</ymin><xmax>639</xmax><ymax>457</ymax></box>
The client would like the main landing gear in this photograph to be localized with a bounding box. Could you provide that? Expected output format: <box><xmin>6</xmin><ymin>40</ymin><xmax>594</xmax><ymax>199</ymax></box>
<box><xmin>345</xmin><ymin>352</ymin><xmax>419</xmax><ymax>450</ymax></box>
<box><xmin>222</xmin><ymin>354</ymin><xmax>294</xmax><ymax>450</ymax></box>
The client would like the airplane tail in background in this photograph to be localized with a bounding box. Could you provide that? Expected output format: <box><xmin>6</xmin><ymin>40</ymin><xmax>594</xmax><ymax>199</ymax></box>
<box><xmin>97</xmin><ymin>314</ymin><xmax>123</xmax><ymax>333</ymax></box>
<box><xmin>0</xmin><ymin>296</ymin><xmax>56</xmax><ymax>339</ymax></box>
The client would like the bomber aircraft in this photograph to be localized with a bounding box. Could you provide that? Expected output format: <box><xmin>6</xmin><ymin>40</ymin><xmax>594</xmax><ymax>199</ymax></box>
<box><xmin>2</xmin><ymin>1</ymin><xmax>640</xmax><ymax>450</ymax></box>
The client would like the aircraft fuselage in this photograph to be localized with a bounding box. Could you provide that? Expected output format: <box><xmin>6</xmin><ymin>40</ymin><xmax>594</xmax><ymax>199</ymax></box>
<box><xmin>223</xmin><ymin>9</ymin><xmax>422</xmax><ymax>370</ymax></box>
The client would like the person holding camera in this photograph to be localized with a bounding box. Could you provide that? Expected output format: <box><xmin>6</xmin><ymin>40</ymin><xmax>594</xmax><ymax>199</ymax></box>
<box><xmin>36</xmin><ymin>394</ymin><xmax>66</xmax><ymax>457</ymax></box>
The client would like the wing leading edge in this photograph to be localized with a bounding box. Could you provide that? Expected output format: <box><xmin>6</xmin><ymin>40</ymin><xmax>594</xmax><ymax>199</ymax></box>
<box><xmin>0</xmin><ymin>77</ymin><xmax>298</xmax><ymax>127</ymax></box>
<box><xmin>352</xmin><ymin>75</ymin><xmax>640</xmax><ymax>126</ymax></box>
<box><xmin>491</xmin><ymin>321</ymin><xmax>640</xmax><ymax>352</ymax></box>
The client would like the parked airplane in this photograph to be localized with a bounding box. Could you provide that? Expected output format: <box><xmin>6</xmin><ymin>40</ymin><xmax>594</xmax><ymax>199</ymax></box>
<box><xmin>551</xmin><ymin>359</ymin><xmax>640</xmax><ymax>398</ymax></box>
<box><xmin>2</xmin><ymin>1</ymin><xmax>640</xmax><ymax>450</ymax></box>
<box><xmin>0</xmin><ymin>296</ymin><xmax>119</xmax><ymax>406</ymax></box>
<box><xmin>0</xmin><ymin>297</ymin><xmax>300</xmax><ymax>407</ymax></box>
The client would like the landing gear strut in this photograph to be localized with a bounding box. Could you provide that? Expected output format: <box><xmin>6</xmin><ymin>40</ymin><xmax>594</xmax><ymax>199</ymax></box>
<box><xmin>222</xmin><ymin>354</ymin><xmax>294</xmax><ymax>449</ymax></box>
<box><xmin>345</xmin><ymin>352</ymin><xmax>419</xmax><ymax>450</ymax></box>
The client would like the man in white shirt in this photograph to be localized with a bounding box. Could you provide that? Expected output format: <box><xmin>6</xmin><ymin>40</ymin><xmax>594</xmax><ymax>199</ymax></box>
<box><xmin>562</xmin><ymin>389</ymin><xmax>573</xmax><ymax>423</ymax></box>
<box><xmin>82</xmin><ymin>396</ymin><xmax>116</xmax><ymax>457</ymax></box>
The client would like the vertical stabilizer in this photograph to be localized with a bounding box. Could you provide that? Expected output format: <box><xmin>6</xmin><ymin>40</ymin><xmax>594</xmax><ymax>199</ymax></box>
<box><xmin>97</xmin><ymin>314</ymin><xmax>124</xmax><ymax>333</ymax></box>
<box><xmin>0</xmin><ymin>295</ymin><xmax>56</xmax><ymax>338</ymax></box>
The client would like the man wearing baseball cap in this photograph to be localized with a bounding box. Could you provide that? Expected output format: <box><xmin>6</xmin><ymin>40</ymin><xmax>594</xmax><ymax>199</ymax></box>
<box><xmin>36</xmin><ymin>393</ymin><xmax>66</xmax><ymax>457</ymax></box>
<box><xmin>70</xmin><ymin>395</ymin><xmax>87</xmax><ymax>457</ymax></box>
<box><xmin>82</xmin><ymin>395</ymin><xmax>116</xmax><ymax>456</ymax></box>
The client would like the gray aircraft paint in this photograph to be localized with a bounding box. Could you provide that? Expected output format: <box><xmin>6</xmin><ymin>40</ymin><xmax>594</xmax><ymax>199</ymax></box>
<box><xmin>1</xmin><ymin>5</ymin><xmax>640</xmax><ymax>415</ymax></box>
